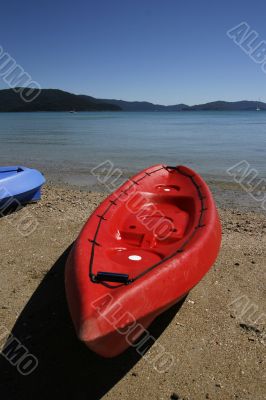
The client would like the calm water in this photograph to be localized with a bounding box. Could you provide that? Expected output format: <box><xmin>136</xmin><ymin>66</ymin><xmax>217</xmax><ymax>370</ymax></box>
<box><xmin>0</xmin><ymin>111</ymin><xmax>265</xmax><ymax>184</ymax></box>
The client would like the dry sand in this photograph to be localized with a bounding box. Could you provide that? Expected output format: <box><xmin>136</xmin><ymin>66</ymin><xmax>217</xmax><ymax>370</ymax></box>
<box><xmin>0</xmin><ymin>184</ymin><xmax>265</xmax><ymax>400</ymax></box>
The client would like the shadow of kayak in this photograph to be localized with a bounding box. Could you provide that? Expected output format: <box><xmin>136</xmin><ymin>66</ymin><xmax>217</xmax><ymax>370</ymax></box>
<box><xmin>0</xmin><ymin>245</ymin><xmax>186</xmax><ymax>400</ymax></box>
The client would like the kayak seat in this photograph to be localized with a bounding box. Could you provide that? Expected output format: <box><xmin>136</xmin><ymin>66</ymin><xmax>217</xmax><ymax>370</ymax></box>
<box><xmin>109</xmin><ymin>194</ymin><xmax>195</xmax><ymax>260</ymax></box>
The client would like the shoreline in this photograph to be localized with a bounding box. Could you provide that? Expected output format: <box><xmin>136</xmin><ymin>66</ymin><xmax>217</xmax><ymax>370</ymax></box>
<box><xmin>44</xmin><ymin>173</ymin><xmax>266</xmax><ymax>213</ymax></box>
<box><xmin>6</xmin><ymin>159</ymin><xmax>263</xmax><ymax>211</ymax></box>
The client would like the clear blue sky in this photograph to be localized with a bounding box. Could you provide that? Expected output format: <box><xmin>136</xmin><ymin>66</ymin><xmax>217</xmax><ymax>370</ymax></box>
<box><xmin>0</xmin><ymin>0</ymin><xmax>266</xmax><ymax>105</ymax></box>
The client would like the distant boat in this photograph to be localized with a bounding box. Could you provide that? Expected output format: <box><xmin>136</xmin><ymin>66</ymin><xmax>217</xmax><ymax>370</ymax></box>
<box><xmin>69</xmin><ymin>110</ymin><xmax>77</xmax><ymax>114</ymax></box>
<box><xmin>256</xmin><ymin>104</ymin><xmax>261</xmax><ymax>111</ymax></box>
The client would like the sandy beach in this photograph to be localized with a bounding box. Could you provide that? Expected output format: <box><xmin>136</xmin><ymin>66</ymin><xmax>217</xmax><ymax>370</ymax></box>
<box><xmin>0</xmin><ymin>182</ymin><xmax>265</xmax><ymax>400</ymax></box>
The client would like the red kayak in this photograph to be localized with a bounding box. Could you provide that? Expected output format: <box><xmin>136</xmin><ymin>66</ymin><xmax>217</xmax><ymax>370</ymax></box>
<box><xmin>65</xmin><ymin>165</ymin><xmax>221</xmax><ymax>357</ymax></box>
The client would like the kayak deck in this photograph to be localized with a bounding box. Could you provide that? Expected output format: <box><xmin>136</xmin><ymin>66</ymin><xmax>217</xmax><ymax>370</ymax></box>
<box><xmin>88</xmin><ymin>165</ymin><xmax>203</xmax><ymax>284</ymax></box>
<box><xmin>0</xmin><ymin>166</ymin><xmax>23</xmax><ymax>180</ymax></box>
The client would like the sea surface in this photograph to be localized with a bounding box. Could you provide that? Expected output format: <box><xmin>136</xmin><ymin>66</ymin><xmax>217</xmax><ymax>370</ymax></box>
<box><xmin>0</xmin><ymin>111</ymin><xmax>265</xmax><ymax>186</ymax></box>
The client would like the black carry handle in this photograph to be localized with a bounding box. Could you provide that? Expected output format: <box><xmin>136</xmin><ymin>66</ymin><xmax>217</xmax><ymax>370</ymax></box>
<box><xmin>96</xmin><ymin>272</ymin><xmax>130</xmax><ymax>284</ymax></box>
<box><xmin>0</xmin><ymin>167</ymin><xmax>23</xmax><ymax>173</ymax></box>
<box><xmin>165</xmin><ymin>165</ymin><xmax>178</xmax><ymax>171</ymax></box>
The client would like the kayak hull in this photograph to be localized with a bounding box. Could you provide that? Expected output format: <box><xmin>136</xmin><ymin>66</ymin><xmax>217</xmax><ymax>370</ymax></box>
<box><xmin>0</xmin><ymin>166</ymin><xmax>45</xmax><ymax>211</ymax></box>
<box><xmin>65</xmin><ymin>165</ymin><xmax>222</xmax><ymax>357</ymax></box>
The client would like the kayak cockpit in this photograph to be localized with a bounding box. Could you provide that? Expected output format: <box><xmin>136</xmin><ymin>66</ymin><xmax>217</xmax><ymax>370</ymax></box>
<box><xmin>99</xmin><ymin>193</ymin><xmax>197</xmax><ymax>278</ymax></box>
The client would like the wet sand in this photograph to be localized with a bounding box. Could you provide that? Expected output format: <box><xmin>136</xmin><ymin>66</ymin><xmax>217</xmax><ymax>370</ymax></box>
<box><xmin>0</xmin><ymin>183</ymin><xmax>265</xmax><ymax>400</ymax></box>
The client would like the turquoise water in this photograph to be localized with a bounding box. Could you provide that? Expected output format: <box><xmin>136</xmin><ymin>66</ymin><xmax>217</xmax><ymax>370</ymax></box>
<box><xmin>0</xmin><ymin>111</ymin><xmax>265</xmax><ymax>181</ymax></box>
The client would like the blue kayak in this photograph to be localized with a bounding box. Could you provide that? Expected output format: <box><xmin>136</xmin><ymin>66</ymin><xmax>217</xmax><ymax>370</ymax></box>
<box><xmin>0</xmin><ymin>166</ymin><xmax>45</xmax><ymax>210</ymax></box>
